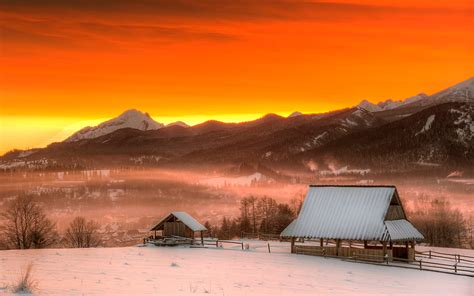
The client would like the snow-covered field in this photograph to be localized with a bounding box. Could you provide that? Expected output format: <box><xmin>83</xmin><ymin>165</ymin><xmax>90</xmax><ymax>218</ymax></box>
<box><xmin>0</xmin><ymin>242</ymin><xmax>472</xmax><ymax>295</ymax></box>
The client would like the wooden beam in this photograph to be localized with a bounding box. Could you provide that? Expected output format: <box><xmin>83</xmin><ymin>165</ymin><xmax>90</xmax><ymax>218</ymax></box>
<box><xmin>364</xmin><ymin>240</ymin><xmax>368</xmax><ymax>248</ymax></box>
<box><xmin>382</xmin><ymin>241</ymin><xmax>387</xmax><ymax>256</ymax></box>
<box><xmin>320</xmin><ymin>238</ymin><xmax>323</xmax><ymax>247</ymax></box>
<box><xmin>200</xmin><ymin>231</ymin><xmax>204</xmax><ymax>245</ymax></box>
<box><xmin>290</xmin><ymin>237</ymin><xmax>295</xmax><ymax>254</ymax></box>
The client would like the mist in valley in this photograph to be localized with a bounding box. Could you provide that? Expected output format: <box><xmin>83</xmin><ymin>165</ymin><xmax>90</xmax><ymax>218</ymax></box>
<box><xmin>0</xmin><ymin>166</ymin><xmax>472</xmax><ymax>248</ymax></box>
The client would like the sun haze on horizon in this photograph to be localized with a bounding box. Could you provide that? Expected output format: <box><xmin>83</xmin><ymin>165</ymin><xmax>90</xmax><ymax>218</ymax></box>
<box><xmin>0</xmin><ymin>0</ymin><xmax>473</xmax><ymax>154</ymax></box>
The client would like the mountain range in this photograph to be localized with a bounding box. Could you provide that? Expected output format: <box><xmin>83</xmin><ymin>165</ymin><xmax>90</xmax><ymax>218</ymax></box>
<box><xmin>1</xmin><ymin>77</ymin><xmax>473</xmax><ymax>176</ymax></box>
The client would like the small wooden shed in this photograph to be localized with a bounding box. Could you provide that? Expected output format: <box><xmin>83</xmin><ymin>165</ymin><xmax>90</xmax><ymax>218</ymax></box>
<box><xmin>281</xmin><ymin>185</ymin><xmax>424</xmax><ymax>261</ymax></box>
<box><xmin>150</xmin><ymin>211</ymin><xmax>207</xmax><ymax>244</ymax></box>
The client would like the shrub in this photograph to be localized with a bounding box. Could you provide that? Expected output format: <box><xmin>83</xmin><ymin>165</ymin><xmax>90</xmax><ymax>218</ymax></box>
<box><xmin>11</xmin><ymin>263</ymin><xmax>37</xmax><ymax>294</ymax></box>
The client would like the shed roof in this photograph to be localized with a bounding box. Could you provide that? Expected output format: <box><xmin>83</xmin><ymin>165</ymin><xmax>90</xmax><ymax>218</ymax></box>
<box><xmin>281</xmin><ymin>185</ymin><xmax>423</xmax><ymax>242</ymax></box>
<box><xmin>385</xmin><ymin>219</ymin><xmax>424</xmax><ymax>241</ymax></box>
<box><xmin>150</xmin><ymin>211</ymin><xmax>207</xmax><ymax>232</ymax></box>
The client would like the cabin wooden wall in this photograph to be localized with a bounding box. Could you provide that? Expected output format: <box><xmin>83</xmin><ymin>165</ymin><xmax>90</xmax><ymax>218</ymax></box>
<box><xmin>385</xmin><ymin>205</ymin><xmax>405</xmax><ymax>220</ymax></box>
<box><xmin>164</xmin><ymin>222</ymin><xmax>186</xmax><ymax>237</ymax></box>
<box><xmin>294</xmin><ymin>245</ymin><xmax>394</xmax><ymax>262</ymax></box>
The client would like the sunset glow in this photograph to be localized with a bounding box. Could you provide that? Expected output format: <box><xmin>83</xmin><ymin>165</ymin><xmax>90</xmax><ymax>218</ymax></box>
<box><xmin>1</xmin><ymin>0</ymin><xmax>473</xmax><ymax>153</ymax></box>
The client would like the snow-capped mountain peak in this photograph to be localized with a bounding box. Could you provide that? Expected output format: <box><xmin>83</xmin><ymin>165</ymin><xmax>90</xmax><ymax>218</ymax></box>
<box><xmin>166</xmin><ymin>121</ymin><xmax>190</xmax><ymax>128</ymax></box>
<box><xmin>288</xmin><ymin>111</ymin><xmax>303</xmax><ymax>117</ymax></box>
<box><xmin>65</xmin><ymin>109</ymin><xmax>164</xmax><ymax>142</ymax></box>
<box><xmin>357</xmin><ymin>93</ymin><xmax>429</xmax><ymax>112</ymax></box>
<box><xmin>357</xmin><ymin>100</ymin><xmax>382</xmax><ymax>112</ymax></box>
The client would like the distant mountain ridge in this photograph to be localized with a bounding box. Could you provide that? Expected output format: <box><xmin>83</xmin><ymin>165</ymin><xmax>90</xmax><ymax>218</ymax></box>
<box><xmin>66</xmin><ymin>77</ymin><xmax>474</xmax><ymax>143</ymax></box>
<box><xmin>1</xmin><ymin>77</ymin><xmax>473</xmax><ymax>175</ymax></box>
<box><xmin>356</xmin><ymin>77</ymin><xmax>473</xmax><ymax>112</ymax></box>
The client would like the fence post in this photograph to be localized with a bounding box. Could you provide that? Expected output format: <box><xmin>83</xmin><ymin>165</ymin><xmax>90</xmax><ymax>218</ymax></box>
<box><xmin>267</xmin><ymin>243</ymin><xmax>271</xmax><ymax>253</ymax></box>
<box><xmin>454</xmin><ymin>263</ymin><xmax>457</xmax><ymax>273</ymax></box>
<box><xmin>241</xmin><ymin>242</ymin><xmax>244</xmax><ymax>250</ymax></box>
<box><xmin>216</xmin><ymin>240</ymin><xmax>218</xmax><ymax>248</ymax></box>
<box><xmin>429</xmin><ymin>250</ymin><xmax>431</xmax><ymax>259</ymax></box>
<box><xmin>419</xmin><ymin>260</ymin><xmax>422</xmax><ymax>270</ymax></box>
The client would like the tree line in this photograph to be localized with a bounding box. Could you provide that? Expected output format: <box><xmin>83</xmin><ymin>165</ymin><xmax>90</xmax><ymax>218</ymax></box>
<box><xmin>407</xmin><ymin>197</ymin><xmax>473</xmax><ymax>248</ymax></box>
<box><xmin>0</xmin><ymin>196</ymin><xmax>101</xmax><ymax>249</ymax></box>
<box><xmin>1</xmin><ymin>194</ymin><xmax>472</xmax><ymax>249</ymax></box>
<box><xmin>205</xmin><ymin>196</ymin><xmax>302</xmax><ymax>240</ymax></box>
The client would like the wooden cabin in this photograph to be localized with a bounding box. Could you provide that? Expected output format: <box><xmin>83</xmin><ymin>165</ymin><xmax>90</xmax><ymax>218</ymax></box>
<box><xmin>281</xmin><ymin>185</ymin><xmax>424</xmax><ymax>261</ymax></box>
<box><xmin>150</xmin><ymin>212</ymin><xmax>207</xmax><ymax>244</ymax></box>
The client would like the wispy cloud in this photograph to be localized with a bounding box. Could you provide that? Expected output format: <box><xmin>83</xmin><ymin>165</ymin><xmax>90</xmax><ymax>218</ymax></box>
<box><xmin>1</xmin><ymin>1</ymin><xmax>471</xmax><ymax>57</ymax></box>
<box><xmin>1</xmin><ymin>0</ymin><xmax>463</xmax><ymax>22</ymax></box>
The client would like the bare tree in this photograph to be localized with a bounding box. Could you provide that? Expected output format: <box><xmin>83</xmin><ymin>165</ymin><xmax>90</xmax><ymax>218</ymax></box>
<box><xmin>64</xmin><ymin>216</ymin><xmax>101</xmax><ymax>248</ymax></box>
<box><xmin>409</xmin><ymin>197</ymin><xmax>468</xmax><ymax>248</ymax></box>
<box><xmin>1</xmin><ymin>196</ymin><xmax>57</xmax><ymax>249</ymax></box>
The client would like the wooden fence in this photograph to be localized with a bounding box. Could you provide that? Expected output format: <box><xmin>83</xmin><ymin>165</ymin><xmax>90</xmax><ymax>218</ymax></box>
<box><xmin>200</xmin><ymin>239</ymin><xmax>244</xmax><ymax>250</ymax></box>
<box><xmin>296</xmin><ymin>247</ymin><xmax>474</xmax><ymax>277</ymax></box>
<box><xmin>241</xmin><ymin>232</ymin><xmax>288</xmax><ymax>241</ymax></box>
<box><xmin>411</xmin><ymin>250</ymin><xmax>474</xmax><ymax>276</ymax></box>
<box><xmin>415</xmin><ymin>250</ymin><xmax>474</xmax><ymax>264</ymax></box>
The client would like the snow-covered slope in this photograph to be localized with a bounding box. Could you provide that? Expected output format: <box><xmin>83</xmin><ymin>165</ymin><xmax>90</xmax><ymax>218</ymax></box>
<box><xmin>65</xmin><ymin>109</ymin><xmax>164</xmax><ymax>142</ymax></box>
<box><xmin>429</xmin><ymin>77</ymin><xmax>474</xmax><ymax>104</ymax></box>
<box><xmin>0</xmin><ymin>244</ymin><xmax>471</xmax><ymax>295</ymax></box>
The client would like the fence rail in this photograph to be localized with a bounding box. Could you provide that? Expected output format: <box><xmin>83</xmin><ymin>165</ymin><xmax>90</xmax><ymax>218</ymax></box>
<box><xmin>241</xmin><ymin>232</ymin><xmax>286</xmax><ymax>241</ymax></box>
<box><xmin>415</xmin><ymin>250</ymin><xmax>474</xmax><ymax>264</ymax></box>
<box><xmin>200</xmin><ymin>239</ymin><xmax>244</xmax><ymax>250</ymax></box>
<box><xmin>295</xmin><ymin>246</ymin><xmax>474</xmax><ymax>277</ymax></box>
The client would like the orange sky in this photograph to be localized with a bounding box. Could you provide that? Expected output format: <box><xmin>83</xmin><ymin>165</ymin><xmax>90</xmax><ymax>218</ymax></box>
<box><xmin>0</xmin><ymin>0</ymin><xmax>473</xmax><ymax>154</ymax></box>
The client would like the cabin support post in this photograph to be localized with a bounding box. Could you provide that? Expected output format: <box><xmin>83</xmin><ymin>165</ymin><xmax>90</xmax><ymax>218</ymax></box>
<box><xmin>320</xmin><ymin>238</ymin><xmax>323</xmax><ymax>247</ymax></box>
<box><xmin>364</xmin><ymin>240</ymin><xmax>368</xmax><ymax>248</ymax></box>
<box><xmin>154</xmin><ymin>230</ymin><xmax>156</xmax><ymax>239</ymax></box>
<box><xmin>382</xmin><ymin>241</ymin><xmax>387</xmax><ymax>257</ymax></box>
<box><xmin>290</xmin><ymin>237</ymin><xmax>295</xmax><ymax>254</ymax></box>
<box><xmin>336</xmin><ymin>239</ymin><xmax>341</xmax><ymax>256</ymax></box>
<box><xmin>410</xmin><ymin>241</ymin><xmax>416</xmax><ymax>260</ymax></box>
<box><xmin>200</xmin><ymin>231</ymin><xmax>204</xmax><ymax>245</ymax></box>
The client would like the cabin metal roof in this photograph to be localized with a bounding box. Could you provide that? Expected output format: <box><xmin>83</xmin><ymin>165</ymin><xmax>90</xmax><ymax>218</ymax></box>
<box><xmin>385</xmin><ymin>219</ymin><xmax>424</xmax><ymax>241</ymax></box>
<box><xmin>281</xmin><ymin>185</ymin><xmax>423</xmax><ymax>242</ymax></box>
<box><xmin>150</xmin><ymin>211</ymin><xmax>207</xmax><ymax>232</ymax></box>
